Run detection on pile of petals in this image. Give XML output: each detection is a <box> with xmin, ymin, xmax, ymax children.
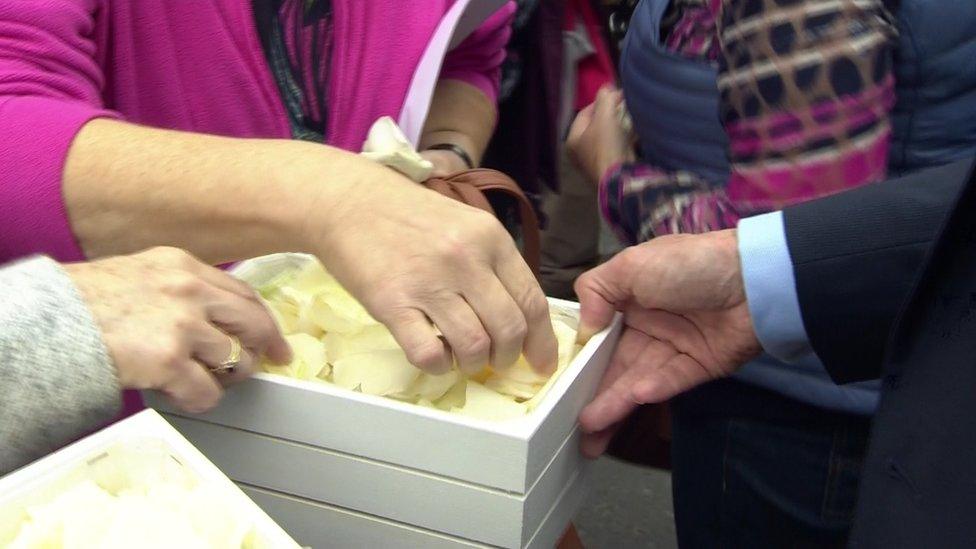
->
<box><xmin>7</xmin><ymin>441</ymin><xmax>267</xmax><ymax>549</ymax></box>
<box><xmin>255</xmin><ymin>260</ymin><xmax>581</xmax><ymax>421</ymax></box>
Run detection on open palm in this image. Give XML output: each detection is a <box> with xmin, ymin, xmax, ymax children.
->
<box><xmin>573</xmin><ymin>230</ymin><xmax>762</xmax><ymax>457</ymax></box>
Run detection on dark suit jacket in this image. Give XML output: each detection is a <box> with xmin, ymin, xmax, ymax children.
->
<box><xmin>782</xmin><ymin>157</ymin><xmax>976</xmax><ymax>547</ymax></box>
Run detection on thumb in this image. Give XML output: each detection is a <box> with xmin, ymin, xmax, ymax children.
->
<box><xmin>593</xmin><ymin>86</ymin><xmax>622</xmax><ymax>117</ymax></box>
<box><xmin>568</xmin><ymin>104</ymin><xmax>595</xmax><ymax>141</ymax></box>
<box><xmin>574</xmin><ymin>253</ymin><xmax>633</xmax><ymax>342</ymax></box>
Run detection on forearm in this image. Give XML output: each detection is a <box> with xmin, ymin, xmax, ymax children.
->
<box><xmin>599</xmin><ymin>161</ymin><xmax>740</xmax><ymax>244</ymax></box>
<box><xmin>423</xmin><ymin>0</ymin><xmax>512</xmax><ymax>166</ymax></box>
<box><xmin>64</xmin><ymin>119</ymin><xmax>392</xmax><ymax>264</ymax></box>
<box><xmin>419</xmin><ymin>79</ymin><xmax>497</xmax><ymax>167</ymax></box>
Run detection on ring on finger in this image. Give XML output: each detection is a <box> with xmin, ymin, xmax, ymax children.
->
<box><xmin>210</xmin><ymin>334</ymin><xmax>242</xmax><ymax>374</ymax></box>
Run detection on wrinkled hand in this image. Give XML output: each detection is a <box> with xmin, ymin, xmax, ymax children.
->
<box><xmin>567</xmin><ymin>86</ymin><xmax>635</xmax><ymax>184</ymax></box>
<box><xmin>309</xmin><ymin>166</ymin><xmax>558</xmax><ymax>377</ymax></box>
<box><xmin>573</xmin><ymin>230</ymin><xmax>762</xmax><ymax>458</ymax></box>
<box><xmin>65</xmin><ymin>247</ymin><xmax>291</xmax><ymax>414</ymax></box>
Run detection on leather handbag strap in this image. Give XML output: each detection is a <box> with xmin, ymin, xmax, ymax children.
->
<box><xmin>423</xmin><ymin>169</ymin><xmax>541</xmax><ymax>277</ymax></box>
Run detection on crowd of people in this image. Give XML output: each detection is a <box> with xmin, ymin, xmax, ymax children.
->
<box><xmin>1</xmin><ymin>0</ymin><xmax>974</xmax><ymax>546</ymax></box>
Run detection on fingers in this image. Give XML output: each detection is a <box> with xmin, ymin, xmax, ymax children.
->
<box><xmin>463</xmin><ymin>277</ymin><xmax>527</xmax><ymax>372</ymax></box>
<box><xmin>162</xmin><ymin>360</ymin><xmax>224</xmax><ymax>414</ymax></box>
<box><xmin>579</xmin><ymin>366</ymin><xmax>642</xmax><ymax>435</ymax></box>
<box><xmin>189</xmin><ymin>321</ymin><xmax>257</xmax><ymax>384</ymax></box>
<box><xmin>574</xmin><ymin>253</ymin><xmax>633</xmax><ymax>342</ymax></box>
<box><xmin>493</xmin><ymin>249</ymin><xmax>557</xmax><ymax>374</ymax></box>
<box><xmin>579</xmin><ymin>330</ymin><xmax>673</xmax><ymax>434</ymax></box>
<box><xmin>205</xmin><ymin>285</ymin><xmax>292</xmax><ymax>364</ymax></box>
<box><xmin>593</xmin><ymin>85</ymin><xmax>623</xmax><ymax>117</ymax></box>
<box><xmin>567</xmin><ymin>103</ymin><xmax>595</xmax><ymax>145</ymax></box>
<box><xmin>424</xmin><ymin>294</ymin><xmax>491</xmax><ymax>375</ymax></box>
<box><xmin>382</xmin><ymin>308</ymin><xmax>453</xmax><ymax>374</ymax></box>
<box><xmin>580</xmin><ymin>425</ymin><xmax>622</xmax><ymax>459</ymax></box>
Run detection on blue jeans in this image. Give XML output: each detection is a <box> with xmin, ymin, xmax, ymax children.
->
<box><xmin>671</xmin><ymin>379</ymin><xmax>871</xmax><ymax>549</ymax></box>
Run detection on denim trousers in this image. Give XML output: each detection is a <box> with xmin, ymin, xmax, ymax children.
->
<box><xmin>670</xmin><ymin>379</ymin><xmax>872</xmax><ymax>549</ymax></box>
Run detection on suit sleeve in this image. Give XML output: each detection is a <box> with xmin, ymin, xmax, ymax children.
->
<box><xmin>784</xmin><ymin>158</ymin><xmax>976</xmax><ymax>384</ymax></box>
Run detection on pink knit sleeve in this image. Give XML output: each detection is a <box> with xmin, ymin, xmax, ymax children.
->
<box><xmin>438</xmin><ymin>1</ymin><xmax>516</xmax><ymax>104</ymax></box>
<box><xmin>0</xmin><ymin>1</ymin><xmax>121</xmax><ymax>263</ymax></box>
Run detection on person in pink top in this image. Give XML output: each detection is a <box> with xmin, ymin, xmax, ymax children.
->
<box><xmin>0</xmin><ymin>1</ymin><xmax>559</xmax><ymax>416</ymax></box>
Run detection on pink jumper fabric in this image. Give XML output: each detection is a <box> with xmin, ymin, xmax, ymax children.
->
<box><xmin>0</xmin><ymin>0</ymin><xmax>514</xmax><ymax>264</ymax></box>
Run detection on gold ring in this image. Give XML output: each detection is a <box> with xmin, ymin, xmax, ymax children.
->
<box><xmin>212</xmin><ymin>335</ymin><xmax>242</xmax><ymax>374</ymax></box>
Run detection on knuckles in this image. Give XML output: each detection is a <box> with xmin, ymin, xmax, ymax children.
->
<box><xmin>404</xmin><ymin>339</ymin><xmax>449</xmax><ymax>373</ymax></box>
<box><xmin>453</xmin><ymin>329</ymin><xmax>490</xmax><ymax>361</ymax></box>
<box><xmin>146</xmin><ymin>246</ymin><xmax>196</xmax><ymax>269</ymax></box>
<box><xmin>159</xmin><ymin>272</ymin><xmax>206</xmax><ymax>298</ymax></box>
<box><xmin>496</xmin><ymin>316</ymin><xmax>528</xmax><ymax>347</ymax></box>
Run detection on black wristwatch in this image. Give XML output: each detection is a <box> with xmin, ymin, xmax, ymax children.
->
<box><xmin>424</xmin><ymin>143</ymin><xmax>475</xmax><ymax>170</ymax></box>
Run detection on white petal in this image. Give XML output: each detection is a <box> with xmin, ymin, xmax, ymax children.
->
<box><xmin>332</xmin><ymin>349</ymin><xmax>421</xmax><ymax>395</ymax></box>
<box><xmin>451</xmin><ymin>381</ymin><xmax>527</xmax><ymax>421</ymax></box>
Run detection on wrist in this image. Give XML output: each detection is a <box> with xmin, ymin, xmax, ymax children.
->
<box><xmin>718</xmin><ymin>228</ymin><xmax>745</xmax><ymax>303</ymax></box>
<box><xmin>420</xmin><ymin>149</ymin><xmax>470</xmax><ymax>177</ymax></box>
<box><xmin>424</xmin><ymin>143</ymin><xmax>474</xmax><ymax>170</ymax></box>
<box><xmin>268</xmin><ymin>142</ymin><xmax>364</xmax><ymax>255</ymax></box>
<box><xmin>595</xmin><ymin>150</ymin><xmax>632</xmax><ymax>185</ymax></box>
<box><xmin>286</xmin><ymin>145</ymin><xmax>412</xmax><ymax>257</ymax></box>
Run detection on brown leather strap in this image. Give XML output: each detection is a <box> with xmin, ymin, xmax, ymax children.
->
<box><xmin>422</xmin><ymin>169</ymin><xmax>541</xmax><ymax>277</ymax></box>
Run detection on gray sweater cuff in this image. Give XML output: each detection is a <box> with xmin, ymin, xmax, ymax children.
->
<box><xmin>0</xmin><ymin>256</ymin><xmax>121</xmax><ymax>474</ymax></box>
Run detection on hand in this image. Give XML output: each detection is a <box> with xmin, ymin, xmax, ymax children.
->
<box><xmin>61</xmin><ymin>119</ymin><xmax>554</xmax><ymax>378</ymax></box>
<box><xmin>308</xmin><ymin>164</ymin><xmax>559</xmax><ymax>377</ymax></box>
<box><xmin>573</xmin><ymin>230</ymin><xmax>762</xmax><ymax>458</ymax></box>
<box><xmin>420</xmin><ymin>148</ymin><xmax>470</xmax><ymax>178</ymax></box>
<box><xmin>567</xmin><ymin>86</ymin><xmax>635</xmax><ymax>184</ymax></box>
<box><xmin>65</xmin><ymin>247</ymin><xmax>291</xmax><ymax>414</ymax></box>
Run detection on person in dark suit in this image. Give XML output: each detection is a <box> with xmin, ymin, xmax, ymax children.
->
<box><xmin>575</xmin><ymin>156</ymin><xmax>976</xmax><ymax>547</ymax></box>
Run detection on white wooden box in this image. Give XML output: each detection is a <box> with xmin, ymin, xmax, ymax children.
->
<box><xmin>146</xmin><ymin>253</ymin><xmax>623</xmax><ymax>547</ymax></box>
<box><xmin>0</xmin><ymin>410</ymin><xmax>298</xmax><ymax>548</ymax></box>
<box><xmin>236</xmin><ymin>456</ymin><xmax>589</xmax><ymax>549</ymax></box>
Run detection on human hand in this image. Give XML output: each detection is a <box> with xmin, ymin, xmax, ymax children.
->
<box><xmin>65</xmin><ymin>247</ymin><xmax>291</xmax><ymax>414</ymax></box>
<box><xmin>567</xmin><ymin>86</ymin><xmax>635</xmax><ymax>184</ymax></box>
<box><xmin>307</xmin><ymin>164</ymin><xmax>558</xmax><ymax>377</ymax></box>
<box><xmin>573</xmin><ymin>230</ymin><xmax>762</xmax><ymax>458</ymax></box>
<box><xmin>420</xmin><ymin>148</ymin><xmax>470</xmax><ymax>179</ymax></box>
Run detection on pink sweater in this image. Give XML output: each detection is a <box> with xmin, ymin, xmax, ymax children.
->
<box><xmin>0</xmin><ymin>0</ymin><xmax>514</xmax><ymax>264</ymax></box>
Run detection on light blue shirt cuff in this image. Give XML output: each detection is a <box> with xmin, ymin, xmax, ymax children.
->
<box><xmin>737</xmin><ymin>211</ymin><xmax>816</xmax><ymax>363</ymax></box>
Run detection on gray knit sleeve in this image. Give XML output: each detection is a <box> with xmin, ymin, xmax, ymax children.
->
<box><xmin>0</xmin><ymin>256</ymin><xmax>120</xmax><ymax>474</ymax></box>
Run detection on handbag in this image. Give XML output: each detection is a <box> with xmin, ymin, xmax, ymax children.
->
<box><xmin>423</xmin><ymin>169</ymin><xmax>542</xmax><ymax>277</ymax></box>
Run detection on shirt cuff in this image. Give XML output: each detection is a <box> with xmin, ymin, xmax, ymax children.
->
<box><xmin>737</xmin><ymin>211</ymin><xmax>817</xmax><ymax>363</ymax></box>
